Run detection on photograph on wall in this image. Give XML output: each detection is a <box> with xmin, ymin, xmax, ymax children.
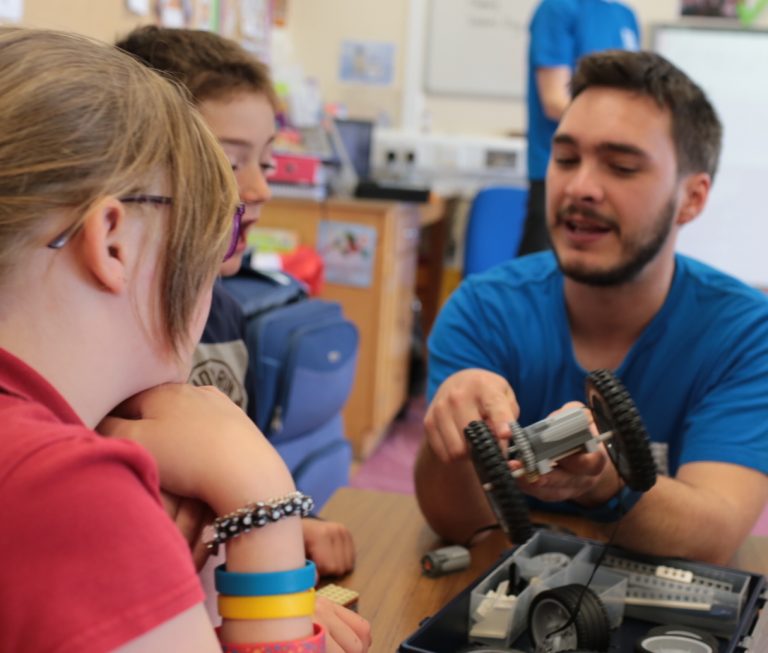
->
<box><xmin>338</xmin><ymin>40</ymin><xmax>395</xmax><ymax>86</ymax></box>
<box><xmin>317</xmin><ymin>220</ymin><xmax>377</xmax><ymax>287</ymax></box>
<box><xmin>680</xmin><ymin>0</ymin><xmax>739</xmax><ymax>17</ymax></box>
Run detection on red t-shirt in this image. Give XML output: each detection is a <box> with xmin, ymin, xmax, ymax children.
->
<box><xmin>0</xmin><ymin>348</ymin><xmax>204</xmax><ymax>653</ymax></box>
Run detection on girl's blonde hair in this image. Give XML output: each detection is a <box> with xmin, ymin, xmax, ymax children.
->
<box><xmin>0</xmin><ymin>27</ymin><xmax>238</xmax><ymax>353</ymax></box>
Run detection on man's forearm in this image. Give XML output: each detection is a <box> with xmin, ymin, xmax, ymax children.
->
<box><xmin>414</xmin><ymin>442</ymin><xmax>498</xmax><ymax>545</ymax></box>
<box><xmin>536</xmin><ymin>66</ymin><xmax>571</xmax><ymax>121</ymax></box>
<box><xmin>608</xmin><ymin>474</ymin><xmax>755</xmax><ymax>565</ymax></box>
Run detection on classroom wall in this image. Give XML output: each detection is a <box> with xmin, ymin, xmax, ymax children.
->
<box><xmin>7</xmin><ymin>0</ymin><xmax>768</xmax><ymax>139</ymax></box>
<box><xmin>282</xmin><ymin>0</ymin><xmax>768</xmax><ymax>136</ymax></box>
<box><xmin>9</xmin><ymin>0</ymin><xmax>148</xmax><ymax>42</ymax></box>
<box><xmin>4</xmin><ymin>0</ymin><xmax>254</xmax><ymax>45</ymax></box>
<box><xmin>280</xmin><ymin>0</ymin><xmax>408</xmax><ymax>127</ymax></box>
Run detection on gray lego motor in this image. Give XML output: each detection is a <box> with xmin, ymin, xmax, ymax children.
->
<box><xmin>464</xmin><ymin>369</ymin><xmax>657</xmax><ymax>544</ymax></box>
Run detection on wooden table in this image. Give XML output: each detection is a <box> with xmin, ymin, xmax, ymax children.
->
<box><xmin>320</xmin><ymin>487</ymin><xmax>768</xmax><ymax>653</ymax></box>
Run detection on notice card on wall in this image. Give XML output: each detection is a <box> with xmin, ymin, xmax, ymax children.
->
<box><xmin>157</xmin><ymin>0</ymin><xmax>192</xmax><ymax>27</ymax></box>
<box><xmin>126</xmin><ymin>0</ymin><xmax>150</xmax><ymax>16</ymax></box>
<box><xmin>317</xmin><ymin>220</ymin><xmax>377</xmax><ymax>287</ymax></box>
<box><xmin>0</xmin><ymin>0</ymin><xmax>22</xmax><ymax>22</ymax></box>
<box><xmin>338</xmin><ymin>40</ymin><xmax>395</xmax><ymax>86</ymax></box>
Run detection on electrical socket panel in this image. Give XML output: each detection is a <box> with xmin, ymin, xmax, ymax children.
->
<box><xmin>371</xmin><ymin>128</ymin><xmax>527</xmax><ymax>184</ymax></box>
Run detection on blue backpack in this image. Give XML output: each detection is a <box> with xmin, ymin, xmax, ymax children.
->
<box><xmin>222</xmin><ymin>268</ymin><xmax>359</xmax><ymax>509</ymax></box>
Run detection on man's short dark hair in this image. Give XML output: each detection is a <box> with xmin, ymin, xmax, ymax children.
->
<box><xmin>571</xmin><ymin>50</ymin><xmax>722</xmax><ymax>180</ymax></box>
<box><xmin>116</xmin><ymin>25</ymin><xmax>277</xmax><ymax>108</ymax></box>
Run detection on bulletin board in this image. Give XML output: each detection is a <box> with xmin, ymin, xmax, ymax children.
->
<box><xmin>3</xmin><ymin>0</ymin><xmax>147</xmax><ymax>41</ymax></box>
<box><xmin>653</xmin><ymin>23</ymin><xmax>768</xmax><ymax>287</ymax></box>
<box><xmin>2</xmin><ymin>0</ymin><xmax>267</xmax><ymax>49</ymax></box>
<box><xmin>424</xmin><ymin>0</ymin><xmax>538</xmax><ymax>99</ymax></box>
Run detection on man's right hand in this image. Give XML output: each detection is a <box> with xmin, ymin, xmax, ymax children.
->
<box><xmin>423</xmin><ymin>368</ymin><xmax>520</xmax><ymax>463</ymax></box>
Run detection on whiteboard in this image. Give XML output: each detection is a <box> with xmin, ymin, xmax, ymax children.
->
<box><xmin>424</xmin><ymin>0</ymin><xmax>538</xmax><ymax>99</ymax></box>
<box><xmin>653</xmin><ymin>24</ymin><xmax>768</xmax><ymax>287</ymax></box>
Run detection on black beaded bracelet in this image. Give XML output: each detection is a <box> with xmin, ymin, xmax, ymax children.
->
<box><xmin>204</xmin><ymin>491</ymin><xmax>314</xmax><ymax>551</ymax></box>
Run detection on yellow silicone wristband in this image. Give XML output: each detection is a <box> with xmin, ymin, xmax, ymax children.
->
<box><xmin>218</xmin><ymin>589</ymin><xmax>316</xmax><ymax>620</ymax></box>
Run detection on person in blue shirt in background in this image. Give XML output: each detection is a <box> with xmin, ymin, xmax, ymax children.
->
<box><xmin>519</xmin><ymin>0</ymin><xmax>640</xmax><ymax>255</ymax></box>
<box><xmin>415</xmin><ymin>50</ymin><xmax>768</xmax><ymax>566</ymax></box>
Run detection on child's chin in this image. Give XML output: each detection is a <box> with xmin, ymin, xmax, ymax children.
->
<box><xmin>219</xmin><ymin>254</ymin><xmax>243</xmax><ymax>277</ymax></box>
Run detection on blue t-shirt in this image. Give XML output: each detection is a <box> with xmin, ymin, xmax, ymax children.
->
<box><xmin>527</xmin><ymin>0</ymin><xmax>640</xmax><ymax>180</ymax></box>
<box><xmin>428</xmin><ymin>253</ymin><xmax>768</xmax><ymax>478</ymax></box>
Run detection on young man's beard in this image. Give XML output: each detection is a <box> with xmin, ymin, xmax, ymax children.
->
<box><xmin>554</xmin><ymin>196</ymin><xmax>677</xmax><ymax>287</ymax></box>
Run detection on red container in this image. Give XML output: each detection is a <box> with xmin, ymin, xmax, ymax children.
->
<box><xmin>270</xmin><ymin>153</ymin><xmax>323</xmax><ymax>185</ymax></box>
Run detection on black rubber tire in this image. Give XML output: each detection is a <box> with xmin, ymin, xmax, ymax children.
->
<box><xmin>634</xmin><ymin>624</ymin><xmax>719</xmax><ymax>652</ymax></box>
<box><xmin>528</xmin><ymin>584</ymin><xmax>611</xmax><ymax>652</ymax></box>
<box><xmin>585</xmin><ymin>369</ymin><xmax>657</xmax><ymax>492</ymax></box>
<box><xmin>464</xmin><ymin>420</ymin><xmax>534</xmax><ymax>544</ymax></box>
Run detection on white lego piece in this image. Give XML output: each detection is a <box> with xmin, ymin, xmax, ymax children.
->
<box><xmin>469</xmin><ymin>594</ymin><xmax>518</xmax><ymax>641</ymax></box>
<box><xmin>656</xmin><ymin>565</ymin><xmax>694</xmax><ymax>584</ymax></box>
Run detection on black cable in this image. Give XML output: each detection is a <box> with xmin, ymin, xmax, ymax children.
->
<box><xmin>542</xmin><ymin>488</ymin><xmax>631</xmax><ymax>646</ymax></box>
<box><xmin>462</xmin><ymin>523</ymin><xmax>501</xmax><ymax>548</ymax></box>
<box><xmin>466</xmin><ymin>483</ymin><xmax>636</xmax><ymax>647</ymax></box>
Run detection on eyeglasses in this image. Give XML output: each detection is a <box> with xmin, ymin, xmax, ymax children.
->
<box><xmin>225</xmin><ymin>201</ymin><xmax>246</xmax><ymax>262</ymax></box>
<box><xmin>46</xmin><ymin>194</ymin><xmax>246</xmax><ymax>262</ymax></box>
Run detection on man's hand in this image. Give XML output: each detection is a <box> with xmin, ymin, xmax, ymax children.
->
<box><xmin>512</xmin><ymin>402</ymin><xmax>621</xmax><ymax>506</ymax></box>
<box><xmin>424</xmin><ymin>368</ymin><xmax>520</xmax><ymax>463</ymax></box>
<box><xmin>315</xmin><ymin>595</ymin><xmax>371</xmax><ymax>653</ymax></box>
<box><xmin>161</xmin><ymin>491</ymin><xmax>214</xmax><ymax>571</ymax></box>
<box><xmin>303</xmin><ymin>519</ymin><xmax>355</xmax><ymax>577</ymax></box>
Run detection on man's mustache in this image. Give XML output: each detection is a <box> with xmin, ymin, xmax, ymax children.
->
<box><xmin>556</xmin><ymin>204</ymin><xmax>616</xmax><ymax>229</ymax></box>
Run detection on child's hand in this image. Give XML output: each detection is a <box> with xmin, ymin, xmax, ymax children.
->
<box><xmin>161</xmin><ymin>490</ymin><xmax>214</xmax><ymax>571</ymax></box>
<box><xmin>302</xmin><ymin>518</ymin><xmax>355</xmax><ymax>577</ymax></box>
<box><xmin>315</xmin><ymin>596</ymin><xmax>371</xmax><ymax>653</ymax></box>
<box><xmin>98</xmin><ymin>384</ymin><xmax>294</xmax><ymax>514</ymax></box>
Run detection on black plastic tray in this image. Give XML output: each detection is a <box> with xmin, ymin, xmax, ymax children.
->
<box><xmin>399</xmin><ymin>531</ymin><xmax>767</xmax><ymax>653</ymax></box>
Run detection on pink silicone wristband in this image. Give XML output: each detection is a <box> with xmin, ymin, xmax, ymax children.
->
<box><xmin>218</xmin><ymin>623</ymin><xmax>325</xmax><ymax>653</ymax></box>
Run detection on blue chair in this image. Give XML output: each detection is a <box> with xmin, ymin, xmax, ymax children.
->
<box><xmin>463</xmin><ymin>186</ymin><xmax>528</xmax><ymax>277</ymax></box>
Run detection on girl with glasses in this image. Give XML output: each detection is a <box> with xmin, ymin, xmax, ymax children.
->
<box><xmin>0</xmin><ymin>27</ymin><xmax>329</xmax><ymax>653</ymax></box>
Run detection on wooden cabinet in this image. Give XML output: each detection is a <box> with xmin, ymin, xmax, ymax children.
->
<box><xmin>255</xmin><ymin>197</ymin><xmax>426</xmax><ymax>459</ymax></box>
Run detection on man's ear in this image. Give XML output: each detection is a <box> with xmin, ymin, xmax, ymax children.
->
<box><xmin>677</xmin><ymin>172</ymin><xmax>711</xmax><ymax>227</ymax></box>
<box><xmin>78</xmin><ymin>197</ymin><xmax>130</xmax><ymax>294</ymax></box>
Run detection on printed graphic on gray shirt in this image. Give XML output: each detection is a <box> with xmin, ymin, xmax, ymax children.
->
<box><xmin>189</xmin><ymin>340</ymin><xmax>249</xmax><ymax>410</ymax></box>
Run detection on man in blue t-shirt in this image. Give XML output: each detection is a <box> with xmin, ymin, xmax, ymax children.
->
<box><xmin>415</xmin><ymin>50</ymin><xmax>768</xmax><ymax>565</ymax></box>
<box><xmin>520</xmin><ymin>0</ymin><xmax>640</xmax><ymax>255</ymax></box>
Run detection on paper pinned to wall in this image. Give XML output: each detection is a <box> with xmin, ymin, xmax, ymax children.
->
<box><xmin>318</xmin><ymin>220</ymin><xmax>377</xmax><ymax>288</ymax></box>
<box><xmin>424</xmin><ymin>0</ymin><xmax>538</xmax><ymax>99</ymax></box>
<box><xmin>339</xmin><ymin>40</ymin><xmax>395</xmax><ymax>86</ymax></box>
<box><xmin>0</xmin><ymin>0</ymin><xmax>23</xmax><ymax>22</ymax></box>
<box><xmin>241</xmin><ymin>0</ymin><xmax>270</xmax><ymax>41</ymax></box>
<box><xmin>126</xmin><ymin>0</ymin><xmax>150</xmax><ymax>16</ymax></box>
<box><xmin>156</xmin><ymin>0</ymin><xmax>192</xmax><ymax>27</ymax></box>
<box><xmin>193</xmin><ymin>0</ymin><xmax>220</xmax><ymax>31</ymax></box>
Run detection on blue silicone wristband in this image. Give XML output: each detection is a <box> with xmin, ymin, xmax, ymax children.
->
<box><xmin>215</xmin><ymin>560</ymin><xmax>317</xmax><ymax>596</ymax></box>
